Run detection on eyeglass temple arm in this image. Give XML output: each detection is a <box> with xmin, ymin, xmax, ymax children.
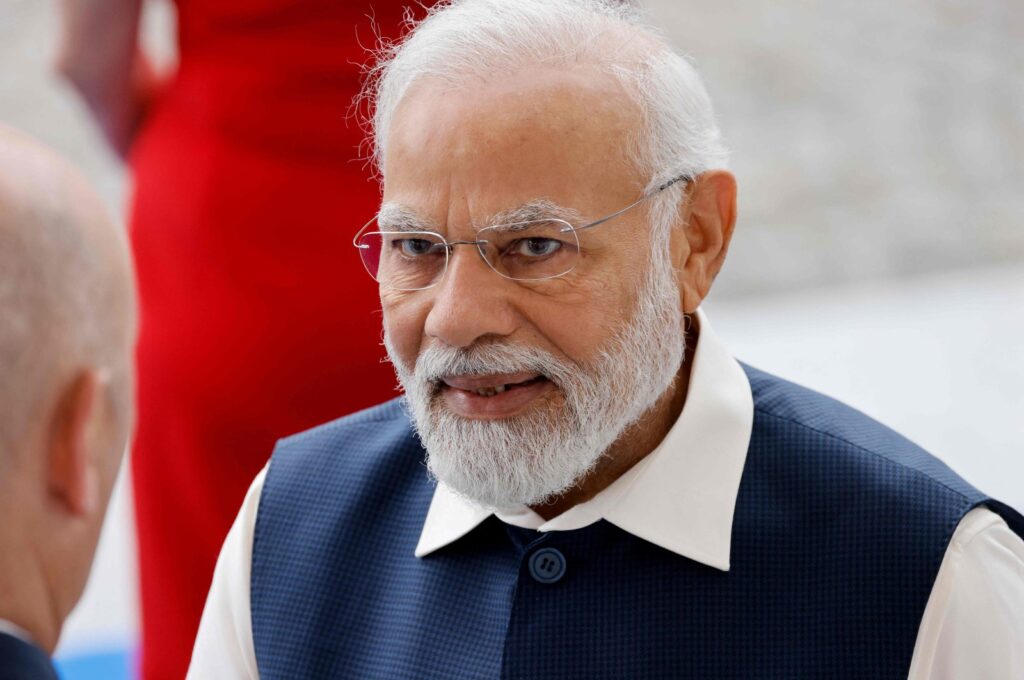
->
<box><xmin>570</xmin><ymin>173</ymin><xmax>692</xmax><ymax>233</ymax></box>
<box><xmin>352</xmin><ymin>216</ymin><xmax>379</xmax><ymax>248</ymax></box>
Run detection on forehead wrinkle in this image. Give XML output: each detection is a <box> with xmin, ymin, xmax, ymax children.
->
<box><xmin>377</xmin><ymin>202</ymin><xmax>438</xmax><ymax>232</ymax></box>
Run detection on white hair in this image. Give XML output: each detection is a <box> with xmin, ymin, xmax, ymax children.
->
<box><xmin>364</xmin><ymin>0</ymin><xmax>728</xmax><ymax>240</ymax></box>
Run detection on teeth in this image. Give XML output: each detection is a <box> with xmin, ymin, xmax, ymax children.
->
<box><xmin>474</xmin><ymin>385</ymin><xmax>508</xmax><ymax>397</ymax></box>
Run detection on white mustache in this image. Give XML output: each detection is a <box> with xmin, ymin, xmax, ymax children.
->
<box><xmin>413</xmin><ymin>342</ymin><xmax>575</xmax><ymax>388</ymax></box>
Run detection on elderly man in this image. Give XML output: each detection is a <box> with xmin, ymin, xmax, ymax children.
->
<box><xmin>0</xmin><ymin>125</ymin><xmax>136</xmax><ymax>677</ymax></box>
<box><xmin>189</xmin><ymin>1</ymin><xmax>1024</xmax><ymax>678</ymax></box>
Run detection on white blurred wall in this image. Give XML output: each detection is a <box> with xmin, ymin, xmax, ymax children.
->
<box><xmin>656</xmin><ymin>1</ymin><xmax>1024</xmax><ymax>296</ymax></box>
<box><xmin>706</xmin><ymin>264</ymin><xmax>1024</xmax><ymax>514</ymax></box>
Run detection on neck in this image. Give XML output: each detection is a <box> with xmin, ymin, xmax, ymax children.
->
<box><xmin>0</xmin><ymin>524</ymin><xmax>61</xmax><ymax>654</ymax></box>
<box><xmin>531</xmin><ymin>325</ymin><xmax>697</xmax><ymax>520</ymax></box>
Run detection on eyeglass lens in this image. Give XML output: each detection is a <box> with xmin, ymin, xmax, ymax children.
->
<box><xmin>355</xmin><ymin>219</ymin><xmax>581</xmax><ymax>290</ymax></box>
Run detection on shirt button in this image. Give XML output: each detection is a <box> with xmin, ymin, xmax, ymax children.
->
<box><xmin>528</xmin><ymin>547</ymin><xmax>567</xmax><ymax>584</ymax></box>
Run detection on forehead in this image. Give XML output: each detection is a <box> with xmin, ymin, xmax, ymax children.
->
<box><xmin>382</xmin><ymin>65</ymin><xmax>644</xmax><ymax>225</ymax></box>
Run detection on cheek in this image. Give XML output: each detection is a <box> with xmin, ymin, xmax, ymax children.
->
<box><xmin>381</xmin><ymin>293</ymin><xmax>428</xmax><ymax>368</ymax></box>
<box><xmin>531</xmin><ymin>280</ymin><xmax>636</xmax><ymax>366</ymax></box>
<box><xmin>537</xmin><ymin>234</ymin><xmax>649</xmax><ymax>359</ymax></box>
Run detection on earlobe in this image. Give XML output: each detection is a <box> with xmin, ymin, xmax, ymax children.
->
<box><xmin>48</xmin><ymin>370</ymin><xmax>102</xmax><ymax>517</ymax></box>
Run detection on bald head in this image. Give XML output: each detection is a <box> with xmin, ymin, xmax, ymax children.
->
<box><xmin>0</xmin><ymin>124</ymin><xmax>135</xmax><ymax>467</ymax></box>
<box><xmin>0</xmin><ymin>124</ymin><xmax>137</xmax><ymax>651</ymax></box>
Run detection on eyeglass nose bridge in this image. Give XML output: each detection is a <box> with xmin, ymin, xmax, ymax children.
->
<box><xmin>441</xmin><ymin>237</ymin><xmax>500</xmax><ymax>277</ymax></box>
<box><xmin>445</xmin><ymin>238</ymin><xmax>489</xmax><ymax>248</ymax></box>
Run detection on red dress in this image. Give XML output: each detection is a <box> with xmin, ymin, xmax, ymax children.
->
<box><xmin>128</xmin><ymin>2</ymin><xmax>418</xmax><ymax>677</ymax></box>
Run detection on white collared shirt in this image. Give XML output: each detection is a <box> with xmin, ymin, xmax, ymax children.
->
<box><xmin>188</xmin><ymin>310</ymin><xmax>1024</xmax><ymax>679</ymax></box>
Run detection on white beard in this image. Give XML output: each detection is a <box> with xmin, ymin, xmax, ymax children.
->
<box><xmin>384</xmin><ymin>245</ymin><xmax>685</xmax><ymax>509</ymax></box>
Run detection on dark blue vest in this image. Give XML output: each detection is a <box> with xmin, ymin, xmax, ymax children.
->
<box><xmin>250</xmin><ymin>365</ymin><xmax>1024</xmax><ymax>679</ymax></box>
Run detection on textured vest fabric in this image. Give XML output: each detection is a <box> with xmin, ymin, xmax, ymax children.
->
<box><xmin>251</xmin><ymin>365</ymin><xmax>1024</xmax><ymax>679</ymax></box>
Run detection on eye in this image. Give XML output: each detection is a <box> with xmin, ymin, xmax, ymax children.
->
<box><xmin>511</xmin><ymin>237</ymin><xmax>563</xmax><ymax>258</ymax></box>
<box><xmin>394</xmin><ymin>238</ymin><xmax>437</xmax><ymax>257</ymax></box>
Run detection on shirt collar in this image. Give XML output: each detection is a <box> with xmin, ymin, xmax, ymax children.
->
<box><xmin>414</xmin><ymin>308</ymin><xmax>754</xmax><ymax>571</ymax></box>
<box><xmin>0</xmin><ymin>619</ymin><xmax>35</xmax><ymax>645</ymax></box>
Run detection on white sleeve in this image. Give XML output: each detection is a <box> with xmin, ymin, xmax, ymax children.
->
<box><xmin>908</xmin><ymin>506</ymin><xmax>1024</xmax><ymax>680</ymax></box>
<box><xmin>186</xmin><ymin>467</ymin><xmax>266</xmax><ymax>680</ymax></box>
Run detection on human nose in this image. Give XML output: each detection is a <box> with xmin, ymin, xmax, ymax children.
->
<box><xmin>423</xmin><ymin>244</ymin><xmax>518</xmax><ymax>348</ymax></box>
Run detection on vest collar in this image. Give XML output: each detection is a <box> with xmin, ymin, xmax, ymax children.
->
<box><xmin>415</xmin><ymin>308</ymin><xmax>754</xmax><ymax>572</ymax></box>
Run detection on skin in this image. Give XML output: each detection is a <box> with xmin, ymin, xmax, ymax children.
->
<box><xmin>55</xmin><ymin>0</ymin><xmax>157</xmax><ymax>157</ymax></box>
<box><xmin>0</xmin><ymin>126</ymin><xmax>136</xmax><ymax>652</ymax></box>
<box><xmin>381</xmin><ymin>65</ymin><xmax>737</xmax><ymax>518</ymax></box>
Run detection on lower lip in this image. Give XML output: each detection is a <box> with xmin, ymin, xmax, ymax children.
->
<box><xmin>440</xmin><ymin>378</ymin><xmax>556</xmax><ymax>419</ymax></box>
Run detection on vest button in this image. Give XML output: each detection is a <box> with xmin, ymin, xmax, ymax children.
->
<box><xmin>528</xmin><ymin>547</ymin><xmax>566</xmax><ymax>584</ymax></box>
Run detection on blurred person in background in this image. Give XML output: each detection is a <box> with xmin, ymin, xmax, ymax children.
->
<box><xmin>55</xmin><ymin>0</ymin><xmax>428</xmax><ymax>677</ymax></box>
<box><xmin>0</xmin><ymin>124</ymin><xmax>136</xmax><ymax>680</ymax></box>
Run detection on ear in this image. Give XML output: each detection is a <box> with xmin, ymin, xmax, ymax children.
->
<box><xmin>670</xmin><ymin>170</ymin><xmax>738</xmax><ymax>313</ymax></box>
<box><xmin>48</xmin><ymin>370</ymin><xmax>105</xmax><ymax>517</ymax></box>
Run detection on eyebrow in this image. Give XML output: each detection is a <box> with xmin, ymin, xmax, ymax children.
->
<box><xmin>376</xmin><ymin>203</ymin><xmax>437</xmax><ymax>232</ymax></box>
<box><xmin>375</xmin><ymin>199</ymin><xmax>586</xmax><ymax>234</ymax></box>
<box><xmin>482</xmin><ymin>200</ymin><xmax>586</xmax><ymax>230</ymax></box>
